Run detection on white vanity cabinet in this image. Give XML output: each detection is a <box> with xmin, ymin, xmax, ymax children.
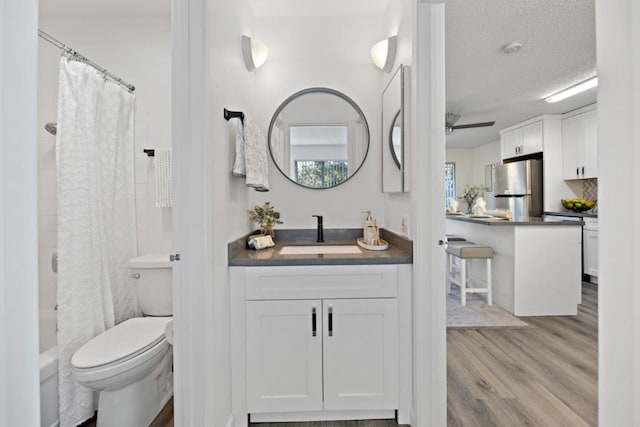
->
<box><xmin>500</xmin><ymin>119</ymin><xmax>543</xmax><ymax>159</ymax></box>
<box><xmin>246</xmin><ymin>299</ymin><xmax>324</xmax><ymax>413</ymax></box>
<box><xmin>246</xmin><ymin>298</ymin><xmax>398</xmax><ymax>413</ymax></box>
<box><xmin>562</xmin><ymin>105</ymin><xmax>598</xmax><ymax>179</ymax></box>
<box><xmin>231</xmin><ymin>264</ymin><xmax>411</xmax><ymax>425</ymax></box>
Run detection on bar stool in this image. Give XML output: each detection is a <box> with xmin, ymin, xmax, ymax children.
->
<box><xmin>446</xmin><ymin>243</ymin><xmax>493</xmax><ymax>306</ymax></box>
<box><xmin>445</xmin><ymin>235</ymin><xmax>467</xmax><ymax>280</ymax></box>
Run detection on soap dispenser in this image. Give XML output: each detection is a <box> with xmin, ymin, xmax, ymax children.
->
<box><xmin>361</xmin><ymin>210</ymin><xmax>376</xmax><ymax>245</ymax></box>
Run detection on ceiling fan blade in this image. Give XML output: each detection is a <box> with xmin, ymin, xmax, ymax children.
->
<box><xmin>451</xmin><ymin>121</ymin><xmax>495</xmax><ymax>130</ymax></box>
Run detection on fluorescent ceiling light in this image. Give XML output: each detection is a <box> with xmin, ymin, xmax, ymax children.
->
<box><xmin>370</xmin><ymin>35</ymin><xmax>397</xmax><ymax>73</ymax></box>
<box><xmin>242</xmin><ymin>35</ymin><xmax>268</xmax><ymax>71</ymax></box>
<box><xmin>545</xmin><ymin>77</ymin><xmax>598</xmax><ymax>103</ymax></box>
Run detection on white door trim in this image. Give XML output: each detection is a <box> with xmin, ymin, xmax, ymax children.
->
<box><xmin>0</xmin><ymin>0</ymin><xmax>40</xmax><ymax>425</ymax></box>
<box><xmin>411</xmin><ymin>1</ymin><xmax>447</xmax><ymax>426</ymax></box>
<box><xmin>171</xmin><ymin>0</ymin><xmax>214</xmax><ymax>425</ymax></box>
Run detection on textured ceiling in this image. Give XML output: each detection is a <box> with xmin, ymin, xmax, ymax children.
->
<box><xmin>38</xmin><ymin>0</ymin><xmax>595</xmax><ymax>149</ymax></box>
<box><xmin>445</xmin><ymin>0</ymin><xmax>596</xmax><ymax>148</ymax></box>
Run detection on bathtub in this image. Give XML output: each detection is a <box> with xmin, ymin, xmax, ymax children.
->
<box><xmin>40</xmin><ymin>311</ymin><xmax>59</xmax><ymax>427</ymax></box>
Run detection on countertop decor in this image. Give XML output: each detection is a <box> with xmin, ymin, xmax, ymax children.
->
<box><xmin>459</xmin><ymin>185</ymin><xmax>486</xmax><ymax>214</ymax></box>
<box><xmin>248</xmin><ymin>201</ymin><xmax>282</xmax><ymax>239</ymax></box>
<box><xmin>561</xmin><ymin>198</ymin><xmax>596</xmax><ymax>213</ymax></box>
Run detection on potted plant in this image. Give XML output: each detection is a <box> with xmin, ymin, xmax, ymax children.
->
<box><xmin>459</xmin><ymin>185</ymin><xmax>485</xmax><ymax>214</ymax></box>
<box><xmin>248</xmin><ymin>202</ymin><xmax>283</xmax><ymax>239</ymax></box>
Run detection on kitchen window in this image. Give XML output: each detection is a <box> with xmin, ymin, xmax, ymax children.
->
<box><xmin>445</xmin><ymin>162</ymin><xmax>456</xmax><ymax>208</ymax></box>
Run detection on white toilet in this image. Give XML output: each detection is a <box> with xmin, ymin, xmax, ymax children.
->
<box><xmin>71</xmin><ymin>254</ymin><xmax>173</xmax><ymax>427</ymax></box>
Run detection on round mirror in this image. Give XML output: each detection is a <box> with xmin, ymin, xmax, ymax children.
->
<box><xmin>389</xmin><ymin>110</ymin><xmax>402</xmax><ymax>169</ymax></box>
<box><xmin>268</xmin><ymin>88</ymin><xmax>370</xmax><ymax>189</ymax></box>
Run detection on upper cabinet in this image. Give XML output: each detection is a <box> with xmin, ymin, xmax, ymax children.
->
<box><xmin>500</xmin><ymin>119</ymin><xmax>544</xmax><ymax>160</ymax></box>
<box><xmin>562</xmin><ymin>105</ymin><xmax>598</xmax><ymax>180</ymax></box>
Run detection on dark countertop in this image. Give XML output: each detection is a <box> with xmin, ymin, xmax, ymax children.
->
<box><xmin>446</xmin><ymin>214</ymin><xmax>584</xmax><ymax>226</ymax></box>
<box><xmin>544</xmin><ymin>210</ymin><xmax>598</xmax><ymax>219</ymax></box>
<box><xmin>228</xmin><ymin>228</ymin><xmax>413</xmax><ymax>266</ymax></box>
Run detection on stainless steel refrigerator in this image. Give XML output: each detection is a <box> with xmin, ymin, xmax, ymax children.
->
<box><xmin>492</xmin><ymin>159</ymin><xmax>543</xmax><ymax>220</ymax></box>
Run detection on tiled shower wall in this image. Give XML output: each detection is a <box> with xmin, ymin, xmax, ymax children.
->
<box><xmin>37</xmin><ymin>17</ymin><xmax>172</xmax><ymax>350</ymax></box>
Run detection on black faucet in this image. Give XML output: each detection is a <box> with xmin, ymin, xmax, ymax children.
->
<box><xmin>312</xmin><ymin>215</ymin><xmax>324</xmax><ymax>242</ymax></box>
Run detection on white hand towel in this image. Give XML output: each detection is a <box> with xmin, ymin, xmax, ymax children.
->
<box><xmin>232</xmin><ymin>118</ymin><xmax>246</xmax><ymax>176</ymax></box>
<box><xmin>155</xmin><ymin>148</ymin><xmax>172</xmax><ymax>207</ymax></box>
<box><xmin>243</xmin><ymin>116</ymin><xmax>269</xmax><ymax>191</ymax></box>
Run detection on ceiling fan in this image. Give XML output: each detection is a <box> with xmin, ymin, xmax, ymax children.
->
<box><xmin>446</xmin><ymin>113</ymin><xmax>495</xmax><ymax>134</ymax></box>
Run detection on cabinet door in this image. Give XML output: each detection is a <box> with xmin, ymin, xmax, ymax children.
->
<box><xmin>246</xmin><ymin>300</ymin><xmax>323</xmax><ymax>413</ymax></box>
<box><xmin>521</xmin><ymin>121</ymin><xmax>544</xmax><ymax>155</ymax></box>
<box><xmin>501</xmin><ymin>128</ymin><xmax>521</xmax><ymax>159</ymax></box>
<box><xmin>322</xmin><ymin>299</ymin><xmax>398</xmax><ymax>410</ymax></box>
<box><xmin>583</xmin><ymin>108</ymin><xmax>598</xmax><ymax>178</ymax></box>
<box><xmin>562</xmin><ymin>114</ymin><xmax>580</xmax><ymax>179</ymax></box>
<box><xmin>583</xmin><ymin>229</ymin><xmax>599</xmax><ymax>277</ymax></box>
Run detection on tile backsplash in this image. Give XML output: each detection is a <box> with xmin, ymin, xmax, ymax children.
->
<box><xmin>583</xmin><ymin>178</ymin><xmax>598</xmax><ymax>201</ymax></box>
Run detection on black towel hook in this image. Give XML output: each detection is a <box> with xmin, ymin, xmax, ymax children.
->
<box><xmin>224</xmin><ymin>108</ymin><xmax>244</xmax><ymax>124</ymax></box>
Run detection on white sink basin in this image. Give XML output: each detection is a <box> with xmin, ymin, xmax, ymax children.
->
<box><xmin>279</xmin><ymin>245</ymin><xmax>362</xmax><ymax>255</ymax></box>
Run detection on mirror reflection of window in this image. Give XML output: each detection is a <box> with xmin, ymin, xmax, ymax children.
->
<box><xmin>289</xmin><ymin>125</ymin><xmax>349</xmax><ymax>188</ymax></box>
<box><xmin>268</xmin><ymin>88</ymin><xmax>370</xmax><ymax>189</ymax></box>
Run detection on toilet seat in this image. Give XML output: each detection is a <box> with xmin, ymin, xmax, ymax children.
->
<box><xmin>72</xmin><ymin>317</ymin><xmax>172</xmax><ymax>384</ymax></box>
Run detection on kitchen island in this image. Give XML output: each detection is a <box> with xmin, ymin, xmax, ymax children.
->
<box><xmin>446</xmin><ymin>215</ymin><xmax>582</xmax><ymax>316</ymax></box>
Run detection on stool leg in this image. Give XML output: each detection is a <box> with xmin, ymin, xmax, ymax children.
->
<box><xmin>486</xmin><ymin>258</ymin><xmax>492</xmax><ymax>305</ymax></box>
<box><xmin>460</xmin><ymin>259</ymin><xmax>467</xmax><ymax>306</ymax></box>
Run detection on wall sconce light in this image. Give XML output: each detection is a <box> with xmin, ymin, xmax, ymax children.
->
<box><xmin>370</xmin><ymin>35</ymin><xmax>397</xmax><ymax>72</ymax></box>
<box><xmin>242</xmin><ymin>35</ymin><xmax>269</xmax><ymax>71</ymax></box>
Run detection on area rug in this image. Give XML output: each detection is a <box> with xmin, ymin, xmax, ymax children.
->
<box><xmin>447</xmin><ymin>285</ymin><xmax>528</xmax><ymax>329</ymax></box>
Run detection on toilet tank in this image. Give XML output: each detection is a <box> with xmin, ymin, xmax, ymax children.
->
<box><xmin>129</xmin><ymin>254</ymin><xmax>173</xmax><ymax>316</ymax></box>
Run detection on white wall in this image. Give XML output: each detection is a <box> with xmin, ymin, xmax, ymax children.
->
<box><xmin>0</xmin><ymin>0</ymin><xmax>41</xmax><ymax>425</ymax></box>
<box><xmin>251</xmin><ymin>15</ymin><xmax>385</xmax><ymax>230</ymax></box>
<box><xmin>383</xmin><ymin>0</ymin><xmax>414</xmax><ymax>236</ymax></box>
<box><xmin>471</xmin><ymin>139</ymin><xmax>500</xmax><ymax>184</ymax></box>
<box><xmin>596</xmin><ymin>0</ymin><xmax>640</xmax><ymax>424</ymax></box>
<box><xmin>36</xmin><ymin>17</ymin><xmax>172</xmax><ymax>348</ymax></box>
<box><xmin>207</xmin><ymin>1</ymin><xmax>255</xmax><ymax>426</ymax></box>
<box><xmin>445</xmin><ymin>148</ymin><xmax>474</xmax><ymax>190</ymax></box>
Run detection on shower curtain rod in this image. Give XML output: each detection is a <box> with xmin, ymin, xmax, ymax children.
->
<box><xmin>38</xmin><ymin>29</ymin><xmax>136</xmax><ymax>92</ymax></box>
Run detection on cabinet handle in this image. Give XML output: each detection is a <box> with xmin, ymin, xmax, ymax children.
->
<box><xmin>581</xmin><ymin>166</ymin><xmax>585</xmax><ymax>176</ymax></box>
<box><xmin>328</xmin><ymin>307</ymin><xmax>333</xmax><ymax>337</ymax></box>
<box><xmin>311</xmin><ymin>307</ymin><xmax>317</xmax><ymax>337</ymax></box>
<box><xmin>576</xmin><ymin>167</ymin><xmax>579</xmax><ymax>176</ymax></box>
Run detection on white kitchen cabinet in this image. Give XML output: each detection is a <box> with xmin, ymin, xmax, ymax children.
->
<box><xmin>583</xmin><ymin>218</ymin><xmax>599</xmax><ymax>278</ymax></box>
<box><xmin>500</xmin><ymin>120</ymin><xmax>543</xmax><ymax>160</ymax></box>
<box><xmin>562</xmin><ymin>105</ymin><xmax>598</xmax><ymax>179</ymax></box>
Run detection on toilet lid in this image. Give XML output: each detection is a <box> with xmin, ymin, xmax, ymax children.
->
<box><xmin>72</xmin><ymin>317</ymin><xmax>173</xmax><ymax>369</ymax></box>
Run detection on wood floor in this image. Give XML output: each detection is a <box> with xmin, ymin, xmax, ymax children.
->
<box><xmin>447</xmin><ymin>282</ymin><xmax>598</xmax><ymax>426</ymax></box>
<box><xmin>80</xmin><ymin>284</ymin><xmax>597</xmax><ymax>427</ymax></box>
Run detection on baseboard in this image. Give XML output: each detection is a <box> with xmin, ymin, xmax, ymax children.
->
<box><xmin>226</xmin><ymin>414</ymin><xmax>234</xmax><ymax>427</ymax></box>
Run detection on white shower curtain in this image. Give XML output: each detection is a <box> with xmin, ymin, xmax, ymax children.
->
<box><xmin>56</xmin><ymin>57</ymin><xmax>138</xmax><ymax>427</ymax></box>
